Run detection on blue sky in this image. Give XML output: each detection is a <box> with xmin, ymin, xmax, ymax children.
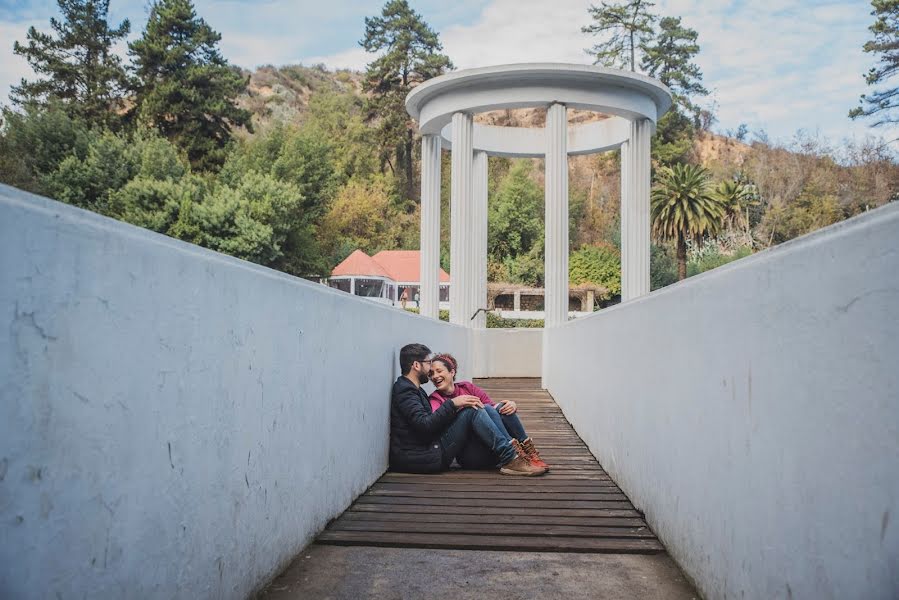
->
<box><xmin>0</xmin><ymin>0</ymin><xmax>891</xmax><ymax>146</ymax></box>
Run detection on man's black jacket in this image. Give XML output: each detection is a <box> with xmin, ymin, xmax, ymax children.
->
<box><xmin>389</xmin><ymin>375</ymin><xmax>457</xmax><ymax>473</ymax></box>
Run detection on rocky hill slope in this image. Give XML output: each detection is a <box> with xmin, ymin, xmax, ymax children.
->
<box><xmin>238</xmin><ymin>64</ymin><xmax>746</xmax><ymax>163</ymax></box>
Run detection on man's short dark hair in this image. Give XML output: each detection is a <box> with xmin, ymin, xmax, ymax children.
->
<box><xmin>400</xmin><ymin>343</ymin><xmax>431</xmax><ymax>375</ymax></box>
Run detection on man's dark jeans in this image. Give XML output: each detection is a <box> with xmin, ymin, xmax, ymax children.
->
<box><xmin>440</xmin><ymin>406</ymin><xmax>516</xmax><ymax>468</ymax></box>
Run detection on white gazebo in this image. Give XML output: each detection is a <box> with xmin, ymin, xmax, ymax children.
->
<box><xmin>406</xmin><ymin>63</ymin><xmax>672</xmax><ymax>328</ymax></box>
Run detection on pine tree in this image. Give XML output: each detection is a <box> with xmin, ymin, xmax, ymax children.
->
<box><xmin>129</xmin><ymin>0</ymin><xmax>251</xmax><ymax>171</ymax></box>
<box><xmin>582</xmin><ymin>0</ymin><xmax>656</xmax><ymax>71</ymax></box>
<box><xmin>11</xmin><ymin>0</ymin><xmax>130</xmax><ymax>128</ymax></box>
<box><xmin>360</xmin><ymin>0</ymin><xmax>452</xmax><ymax>204</ymax></box>
<box><xmin>639</xmin><ymin>16</ymin><xmax>708</xmax><ymax>166</ymax></box>
<box><xmin>640</xmin><ymin>16</ymin><xmax>707</xmax><ymax>116</ymax></box>
<box><xmin>850</xmin><ymin>0</ymin><xmax>899</xmax><ymax>126</ymax></box>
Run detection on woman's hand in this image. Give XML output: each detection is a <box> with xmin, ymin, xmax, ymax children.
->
<box><xmin>451</xmin><ymin>395</ymin><xmax>484</xmax><ymax>410</ymax></box>
<box><xmin>498</xmin><ymin>400</ymin><xmax>517</xmax><ymax>415</ymax></box>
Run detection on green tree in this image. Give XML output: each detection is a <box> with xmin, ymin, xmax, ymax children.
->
<box><xmin>640</xmin><ymin>17</ymin><xmax>709</xmax><ymax>112</ymax></box>
<box><xmin>650</xmin><ymin>163</ymin><xmax>725</xmax><ymax>280</ymax></box>
<box><xmin>11</xmin><ymin>0</ymin><xmax>130</xmax><ymax>128</ymax></box>
<box><xmin>219</xmin><ymin>123</ymin><xmax>339</xmax><ymax>275</ymax></box>
<box><xmin>0</xmin><ymin>104</ymin><xmax>92</xmax><ymax>192</ymax></box>
<box><xmin>850</xmin><ymin>0</ymin><xmax>899</xmax><ymax>126</ymax></box>
<box><xmin>640</xmin><ymin>16</ymin><xmax>708</xmax><ymax>165</ymax></box>
<box><xmin>129</xmin><ymin>0</ymin><xmax>251</xmax><ymax>170</ymax></box>
<box><xmin>640</xmin><ymin>16</ymin><xmax>707</xmax><ymax>116</ymax></box>
<box><xmin>582</xmin><ymin>0</ymin><xmax>656</xmax><ymax>71</ymax></box>
<box><xmin>319</xmin><ymin>174</ymin><xmax>399</xmax><ymax>261</ymax></box>
<box><xmin>221</xmin><ymin>124</ymin><xmax>336</xmax><ymax>221</ymax></box>
<box><xmin>43</xmin><ymin>130</ymin><xmax>134</xmax><ymax>212</ymax></box>
<box><xmin>43</xmin><ymin>127</ymin><xmax>187</xmax><ymax>214</ymax></box>
<box><xmin>652</xmin><ymin>110</ymin><xmax>696</xmax><ymax>166</ymax></box>
<box><xmin>569</xmin><ymin>243</ymin><xmax>622</xmax><ymax>299</ymax></box>
<box><xmin>189</xmin><ymin>172</ymin><xmax>304</xmax><ymax>266</ymax></box>
<box><xmin>111</xmin><ymin>175</ymin><xmax>199</xmax><ymax>233</ymax></box>
<box><xmin>713</xmin><ymin>177</ymin><xmax>761</xmax><ymax>239</ymax></box>
<box><xmin>488</xmin><ymin>162</ymin><xmax>543</xmax><ymax>264</ymax></box>
<box><xmin>360</xmin><ymin>0</ymin><xmax>452</xmax><ymax>203</ymax></box>
<box><xmin>757</xmin><ymin>187</ymin><xmax>844</xmax><ymax>246</ymax></box>
<box><xmin>302</xmin><ymin>90</ymin><xmax>379</xmax><ymax>182</ymax></box>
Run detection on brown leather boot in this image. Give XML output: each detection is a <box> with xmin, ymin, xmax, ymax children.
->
<box><xmin>499</xmin><ymin>454</ymin><xmax>546</xmax><ymax>476</ymax></box>
<box><xmin>500</xmin><ymin>441</ymin><xmax>546</xmax><ymax>476</ymax></box>
<box><xmin>520</xmin><ymin>438</ymin><xmax>550</xmax><ymax>471</ymax></box>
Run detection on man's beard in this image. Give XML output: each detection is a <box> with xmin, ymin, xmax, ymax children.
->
<box><xmin>417</xmin><ymin>370</ymin><xmax>429</xmax><ymax>384</ymax></box>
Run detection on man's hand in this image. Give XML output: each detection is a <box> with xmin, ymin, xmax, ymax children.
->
<box><xmin>451</xmin><ymin>395</ymin><xmax>484</xmax><ymax>410</ymax></box>
<box><xmin>498</xmin><ymin>400</ymin><xmax>517</xmax><ymax>415</ymax></box>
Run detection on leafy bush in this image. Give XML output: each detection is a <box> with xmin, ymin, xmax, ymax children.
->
<box><xmin>0</xmin><ymin>104</ymin><xmax>92</xmax><ymax>192</ymax></box>
<box><xmin>687</xmin><ymin>246</ymin><xmax>752</xmax><ymax>277</ymax></box>
<box><xmin>404</xmin><ymin>308</ymin><xmax>449</xmax><ymax>322</ymax></box>
<box><xmin>43</xmin><ymin>129</ymin><xmax>186</xmax><ymax>214</ymax></box>
<box><xmin>650</xmin><ymin>243</ymin><xmax>679</xmax><ymax>290</ymax></box>
<box><xmin>569</xmin><ymin>243</ymin><xmax>621</xmax><ymax>299</ymax></box>
<box><xmin>191</xmin><ymin>172</ymin><xmax>304</xmax><ymax>265</ymax></box>
<box><xmin>487</xmin><ymin>312</ymin><xmax>543</xmax><ymax>328</ymax></box>
<box><xmin>500</xmin><ymin>250</ymin><xmax>544</xmax><ymax>287</ymax></box>
<box><xmin>110</xmin><ymin>176</ymin><xmax>196</xmax><ymax>233</ymax></box>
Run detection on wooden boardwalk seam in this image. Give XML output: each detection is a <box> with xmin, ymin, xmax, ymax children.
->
<box><xmin>317</xmin><ymin>378</ymin><xmax>664</xmax><ymax>554</ymax></box>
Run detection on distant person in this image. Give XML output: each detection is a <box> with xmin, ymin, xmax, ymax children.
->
<box><xmin>389</xmin><ymin>343</ymin><xmax>544</xmax><ymax>476</ymax></box>
<box><xmin>400</xmin><ymin>288</ymin><xmax>408</xmax><ymax>309</ymax></box>
<box><xmin>413</xmin><ymin>290</ymin><xmax>420</xmax><ymax>308</ymax></box>
<box><xmin>428</xmin><ymin>353</ymin><xmax>549</xmax><ymax>470</ymax></box>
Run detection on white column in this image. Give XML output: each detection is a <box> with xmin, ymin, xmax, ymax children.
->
<box><xmin>419</xmin><ymin>134</ymin><xmax>442</xmax><ymax>319</ymax></box>
<box><xmin>544</xmin><ymin>103</ymin><xmax>569</xmax><ymax>328</ymax></box>
<box><xmin>450</xmin><ymin>112</ymin><xmax>474</xmax><ymax>326</ymax></box>
<box><xmin>621</xmin><ymin>119</ymin><xmax>652</xmax><ymax>301</ymax></box>
<box><xmin>620</xmin><ymin>139</ymin><xmax>630</xmax><ymax>298</ymax></box>
<box><xmin>472</xmin><ymin>150</ymin><xmax>488</xmax><ymax>328</ymax></box>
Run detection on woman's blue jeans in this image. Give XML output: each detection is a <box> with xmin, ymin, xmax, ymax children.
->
<box><xmin>439</xmin><ymin>406</ymin><xmax>516</xmax><ymax>468</ymax></box>
<box><xmin>457</xmin><ymin>403</ymin><xmax>529</xmax><ymax>469</ymax></box>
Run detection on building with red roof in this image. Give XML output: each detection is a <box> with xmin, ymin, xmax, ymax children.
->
<box><xmin>371</xmin><ymin>250</ymin><xmax>450</xmax><ymax>284</ymax></box>
<box><xmin>327</xmin><ymin>249</ymin><xmax>450</xmax><ymax>308</ymax></box>
<box><xmin>331</xmin><ymin>250</ymin><xmax>392</xmax><ymax>279</ymax></box>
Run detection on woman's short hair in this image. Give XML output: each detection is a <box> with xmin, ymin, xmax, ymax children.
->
<box><xmin>432</xmin><ymin>353</ymin><xmax>458</xmax><ymax>375</ymax></box>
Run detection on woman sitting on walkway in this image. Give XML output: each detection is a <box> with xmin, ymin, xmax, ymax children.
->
<box><xmin>428</xmin><ymin>353</ymin><xmax>549</xmax><ymax>471</ymax></box>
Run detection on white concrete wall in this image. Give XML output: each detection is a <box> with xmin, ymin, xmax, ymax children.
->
<box><xmin>0</xmin><ymin>185</ymin><xmax>469</xmax><ymax>600</ymax></box>
<box><xmin>469</xmin><ymin>329</ymin><xmax>542</xmax><ymax>378</ymax></box>
<box><xmin>544</xmin><ymin>203</ymin><xmax>899</xmax><ymax>600</ymax></box>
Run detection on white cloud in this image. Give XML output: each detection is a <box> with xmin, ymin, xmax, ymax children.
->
<box><xmin>1</xmin><ymin>0</ymin><xmax>893</xmax><ymax>143</ymax></box>
<box><xmin>302</xmin><ymin>46</ymin><xmax>369</xmax><ymax>70</ymax></box>
<box><xmin>0</xmin><ymin>20</ymin><xmax>43</xmax><ymax>105</ymax></box>
<box><xmin>303</xmin><ymin>0</ymin><xmax>594</xmax><ymax>69</ymax></box>
<box><xmin>440</xmin><ymin>0</ymin><xmax>593</xmax><ymax>68</ymax></box>
<box><xmin>302</xmin><ymin>0</ymin><xmax>889</xmax><ymax>141</ymax></box>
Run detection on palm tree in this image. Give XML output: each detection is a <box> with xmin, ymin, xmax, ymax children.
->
<box><xmin>651</xmin><ymin>163</ymin><xmax>725</xmax><ymax>280</ymax></box>
<box><xmin>714</xmin><ymin>178</ymin><xmax>758</xmax><ymax>237</ymax></box>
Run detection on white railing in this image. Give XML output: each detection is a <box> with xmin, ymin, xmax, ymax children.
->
<box><xmin>543</xmin><ymin>202</ymin><xmax>899</xmax><ymax>600</ymax></box>
<box><xmin>0</xmin><ymin>185</ymin><xmax>470</xmax><ymax>599</ymax></box>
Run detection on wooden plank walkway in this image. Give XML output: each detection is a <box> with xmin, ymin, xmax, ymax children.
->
<box><xmin>317</xmin><ymin>377</ymin><xmax>663</xmax><ymax>554</ymax></box>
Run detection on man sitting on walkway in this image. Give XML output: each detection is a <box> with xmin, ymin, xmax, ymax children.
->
<box><xmin>389</xmin><ymin>343</ymin><xmax>544</xmax><ymax>476</ymax></box>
